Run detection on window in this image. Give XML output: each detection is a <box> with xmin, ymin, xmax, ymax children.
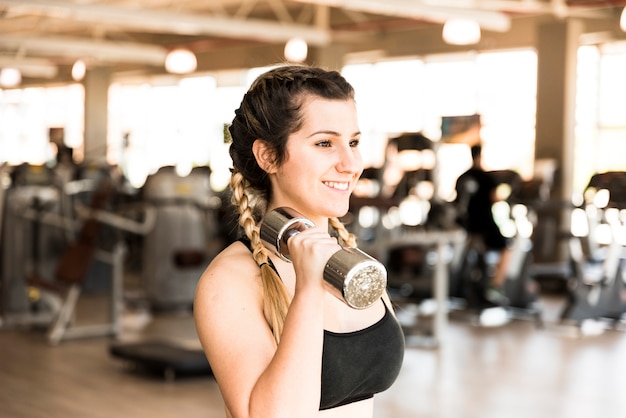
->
<box><xmin>343</xmin><ymin>49</ymin><xmax>537</xmax><ymax>200</ymax></box>
<box><xmin>0</xmin><ymin>85</ymin><xmax>84</xmax><ymax>165</ymax></box>
<box><xmin>575</xmin><ymin>42</ymin><xmax>626</xmax><ymax>193</ymax></box>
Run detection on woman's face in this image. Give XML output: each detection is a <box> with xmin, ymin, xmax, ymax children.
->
<box><xmin>268</xmin><ymin>96</ymin><xmax>363</xmax><ymax>224</ymax></box>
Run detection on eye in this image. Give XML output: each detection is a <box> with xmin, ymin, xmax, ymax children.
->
<box><xmin>316</xmin><ymin>140</ymin><xmax>332</xmax><ymax>148</ymax></box>
<box><xmin>350</xmin><ymin>138</ymin><xmax>360</xmax><ymax>148</ymax></box>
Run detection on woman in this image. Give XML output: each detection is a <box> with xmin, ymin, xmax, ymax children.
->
<box><xmin>194</xmin><ymin>65</ymin><xmax>405</xmax><ymax>418</ymax></box>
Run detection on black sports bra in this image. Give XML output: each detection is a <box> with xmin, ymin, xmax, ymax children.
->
<box><xmin>320</xmin><ymin>301</ymin><xmax>405</xmax><ymax>410</ymax></box>
<box><xmin>238</xmin><ymin>237</ymin><xmax>405</xmax><ymax>410</ymax></box>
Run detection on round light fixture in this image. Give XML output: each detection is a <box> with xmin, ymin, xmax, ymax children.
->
<box><xmin>284</xmin><ymin>37</ymin><xmax>308</xmax><ymax>63</ymax></box>
<box><xmin>442</xmin><ymin>19</ymin><xmax>481</xmax><ymax>45</ymax></box>
<box><xmin>0</xmin><ymin>68</ymin><xmax>22</xmax><ymax>88</ymax></box>
<box><xmin>71</xmin><ymin>59</ymin><xmax>86</xmax><ymax>81</ymax></box>
<box><xmin>621</xmin><ymin>6</ymin><xmax>626</xmax><ymax>32</ymax></box>
<box><xmin>165</xmin><ymin>48</ymin><xmax>197</xmax><ymax>74</ymax></box>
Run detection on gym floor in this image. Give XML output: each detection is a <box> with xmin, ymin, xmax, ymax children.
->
<box><xmin>1</xmin><ymin>293</ymin><xmax>626</xmax><ymax>418</ymax></box>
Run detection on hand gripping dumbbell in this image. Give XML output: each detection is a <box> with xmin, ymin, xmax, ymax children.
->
<box><xmin>260</xmin><ymin>207</ymin><xmax>387</xmax><ymax>309</ymax></box>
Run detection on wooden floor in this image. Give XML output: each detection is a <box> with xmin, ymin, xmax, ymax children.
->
<box><xmin>2</xmin><ymin>294</ymin><xmax>626</xmax><ymax>418</ymax></box>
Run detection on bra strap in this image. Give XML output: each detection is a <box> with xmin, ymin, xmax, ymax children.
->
<box><xmin>238</xmin><ymin>236</ymin><xmax>280</xmax><ymax>276</ymax></box>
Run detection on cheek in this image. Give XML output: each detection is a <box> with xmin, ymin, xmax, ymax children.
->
<box><xmin>278</xmin><ymin>159</ymin><xmax>309</xmax><ymax>188</ymax></box>
<box><xmin>354</xmin><ymin>151</ymin><xmax>364</xmax><ymax>174</ymax></box>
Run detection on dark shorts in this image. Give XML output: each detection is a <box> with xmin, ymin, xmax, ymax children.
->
<box><xmin>482</xmin><ymin>223</ymin><xmax>508</xmax><ymax>250</ymax></box>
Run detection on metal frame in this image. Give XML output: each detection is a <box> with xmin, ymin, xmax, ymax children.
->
<box><xmin>47</xmin><ymin>244</ymin><xmax>126</xmax><ymax>345</ymax></box>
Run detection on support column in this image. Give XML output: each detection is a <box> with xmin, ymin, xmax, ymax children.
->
<box><xmin>83</xmin><ymin>67</ymin><xmax>111</xmax><ymax>163</ymax></box>
<box><xmin>535</xmin><ymin>19</ymin><xmax>582</xmax><ymax>201</ymax></box>
<box><xmin>534</xmin><ymin>19</ymin><xmax>582</xmax><ymax>262</ymax></box>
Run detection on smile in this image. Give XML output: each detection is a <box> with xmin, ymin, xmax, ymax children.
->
<box><xmin>323</xmin><ymin>181</ymin><xmax>349</xmax><ymax>191</ymax></box>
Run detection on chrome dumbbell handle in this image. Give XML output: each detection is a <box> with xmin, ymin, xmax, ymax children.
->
<box><xmin>259</xmin><ymin>207</ymin><xmax>314</xmax><ymax>262</ymax></box>
<box><xmin>260</xmin><ymin>207</ymin><xmax>387</xmax><ymax>309</ymax></box>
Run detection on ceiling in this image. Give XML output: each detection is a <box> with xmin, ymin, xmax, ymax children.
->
<box><xmin>1</xmin><ymin>0</ymin><xmax>625</xmax><ymax>87</ymax></box>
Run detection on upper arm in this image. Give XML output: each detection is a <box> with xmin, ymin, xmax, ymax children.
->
<box><xmin>194</xmin><ymin>248</ymin><xmax>276</xmax><ymax>417</ymax></box>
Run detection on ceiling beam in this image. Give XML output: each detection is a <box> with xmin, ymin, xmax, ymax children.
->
<box><xmin>422</xmin><ymin>0</ymin><xmax>552</xmax><ymax>14</ymax></box>
<box><xmin>292</xmin><ymin>0</ymin><xmax>512</xmax><ymax>32</ymax></box>
<box><xmin>0</xmin><ymin>0</ymin><xmax>331</xmax><ymax>46</ymax></box>
<box><xmin>0</xmin><ymin>35</ymin><xmax>168</xmax><ymax>65</ymax></box>
<box><xmin>0</xmin><ymin>56</ymin><xmax>58</xmax><ymax>78</ymax></box>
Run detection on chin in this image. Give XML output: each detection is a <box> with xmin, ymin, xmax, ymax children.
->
<box><xmin>324</xmin><ymin>202</ymin><xmax>350</xmax><ymax>219</ymax></box>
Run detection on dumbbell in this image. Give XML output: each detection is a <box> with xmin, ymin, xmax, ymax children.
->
<box><xmin>260</xmin><ymin>207</ymin><xmax>387</xmax><ymax>309</ymax></box>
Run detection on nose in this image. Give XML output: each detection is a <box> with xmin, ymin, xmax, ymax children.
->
<box><xmin>336</xmin><ymin>143</ymin><xmax>363</xmax><ymax>174</ymax></box>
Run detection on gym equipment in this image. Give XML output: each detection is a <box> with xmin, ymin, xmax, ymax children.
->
<box><xmin>449</xmin><ymin>169</ymin><xmax>542</xmax><ymax>326</ymax></box>
<box><xmin>109</xmin><ymin>166</ymin><xmax>220</xmax><ymax>380</ymax></box>
<box><xmin>0</xmin><ymin>164</ymin><xmax>66</xmax><ymax>327</ymax></box>
<box><xmin>374</xmin><ymin>229</ymin><xmax>466</xmax><ymax>347</ymax></box>
<box><xmin>38</xmin><ymin>173</ymin><xmax>124</xmax><ymax>345</ymax></box>
<box><xmin>450</xmin><ymin>229</ymin><xmax>541</xmax><ymax>326</ymax></box>
<box><xmin>109</xmin><ymin>340</ymin><xmax>212</xmax><ymax>381</ymax></box>
<box><xmin>140</xmin><ymin>166</ymin><xmax>219</xmax><ymax>310</ymax></box>
<box><xmin>1</xmin><ymin>163</ymin><xmax>155</xmax><ymax>344</ymax></box>
<box><xmin>561</xmin><ymin>235</ymin><xmax>626</xmax><ymax>324</ymax></box>
<box><xmin>260</xmin><ymin>207</ymin><xmax>387</xmax><ymax>309</ymax></box>
<box><xmin>560</xmin><ymin>172</ymin><xmax>626</xmax><ymax>326</ymax></box>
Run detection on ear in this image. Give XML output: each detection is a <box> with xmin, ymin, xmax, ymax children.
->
<box><xmin>252</xmin><ymin>139</ymin><xmax>277</xmax><ymax>174</ymax></box>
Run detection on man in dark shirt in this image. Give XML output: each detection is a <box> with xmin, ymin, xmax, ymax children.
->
<box><xmin>455</xmin><ymin>144</ymin><xmax>511</xmax><ymax>305</ymax></box>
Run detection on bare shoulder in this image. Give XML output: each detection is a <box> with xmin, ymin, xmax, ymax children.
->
<box><xmin>193</xmin><ymin>240</ymin><xmax>269</xmax><ymax>355</ymax></box>
<box><xmin>195</xmin><ymin>240</ymin><xmax>262</xmax><ymax>305</ymax></box>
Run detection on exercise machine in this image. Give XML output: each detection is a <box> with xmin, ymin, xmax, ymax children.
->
<box><xmin>1</xmin><ymin>164</ymin><xmax>66</xmax><ymax>328</ymax></box>
<box><xmin>560</xmin><ymin>171</ymin><xmax>626</xmax><ymax>329</ymax></box>
<box><xmin>1</xmin><ymin>163</ymin><xmax>153</xmax><ymax>344</ymax></box>
<box><xmin>139</xmin><ymin>166</ymin><xmax>220</xmax><ymax>310</ymax></box>
<box><xmin>109</xmin><ymin>166</ymin><xmax>221</xmax><ymax>380</ymax></box>
<box><xmin>449</xmin><ymin>169</ymin><xmax>542</xmax><ymax>327</ymax></box>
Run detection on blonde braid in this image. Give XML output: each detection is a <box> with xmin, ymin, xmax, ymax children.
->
<box><xmin>329</xmin><ymin>217</ymin><xmax>357</xmax><ymax>248</ymax></box>
<box><xmin>230</xmin><ymin>170</ymin><xmax>290</xmax><ymax>345</ymax></box>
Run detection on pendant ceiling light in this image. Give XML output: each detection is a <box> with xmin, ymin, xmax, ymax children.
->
<box><xmin>0</xmin><ymin>68</ymin><xmax>22</xmax><ymax>88</ymax></box>
<box><xmin>620</xmin><ymin>6</ymin><xmax>626</xmax><ymax>32</ymax></box>
<box><xmin>71</xmin><ymin>59</ymin><xmax>86</xmax><ymax>81</ymax></box>
<box><xmin>284</xmin><ymin>37</ymin><xmax>308</xmax><ymax>63</ymax></box>
<box><xmin>442</xmin><ymin>19</ymin><xmax>481</xmax><ymax>45</ymax></box>
<box><xmin>165</xmin><ymin>48</ymin><xmax>197</xmax><ymax>74</ymax></box>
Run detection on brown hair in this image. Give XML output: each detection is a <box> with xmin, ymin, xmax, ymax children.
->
<box><xmin>228</xmin><ymin>65</ymin><xmax>357</xmax><ymax>343</ymax></box>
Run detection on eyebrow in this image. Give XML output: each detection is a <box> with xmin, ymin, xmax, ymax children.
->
<box><xmin>307</xmin><ymin>130</ymin><xmax>361</xmax><ymax>138</ymax></box>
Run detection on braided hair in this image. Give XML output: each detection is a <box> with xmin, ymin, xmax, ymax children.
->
<box><xmin>228</xmin><ymin>65</ymin><xmax>357</xmax><ymax>343</ymax></box>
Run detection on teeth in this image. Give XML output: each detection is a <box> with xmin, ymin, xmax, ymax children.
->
<box><xmin>324</xmin><ymin>181</ymin><xmax>349</xmax><ymax>191</ymax></box>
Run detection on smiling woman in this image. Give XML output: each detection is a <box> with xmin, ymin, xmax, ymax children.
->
<box><xmin>193</xmin><ymin>65</ymin><xmax>405</xmax><ymax>418</ymax></box>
